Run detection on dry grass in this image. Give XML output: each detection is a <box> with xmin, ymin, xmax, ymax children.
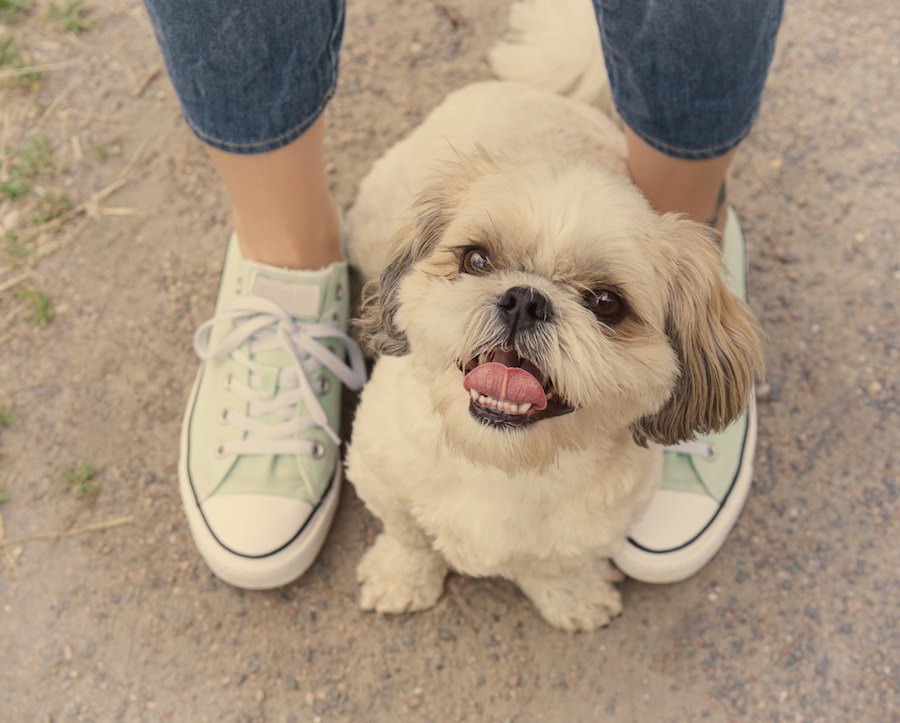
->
<box><xmin>0</xmin><ymin>514</ymin><xmax>135</xmax><ymax>547</ymax></box>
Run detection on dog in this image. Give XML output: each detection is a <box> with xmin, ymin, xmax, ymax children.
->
<box><xmin>343</xmin><ymin>9</ymin><xmax>762</xmax><ymax>633</ymax></box>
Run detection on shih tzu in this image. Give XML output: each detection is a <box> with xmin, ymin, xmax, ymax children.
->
<box><xmin>343</xmin><ymin>80</ymin><xmax>763</xmax><ymax>631</ymax></box>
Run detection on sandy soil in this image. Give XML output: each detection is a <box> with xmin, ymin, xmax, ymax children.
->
<box><xmin>0</xmin><ymin>0</ymin><xmax>897</xmax><ymax>720</ymax></box>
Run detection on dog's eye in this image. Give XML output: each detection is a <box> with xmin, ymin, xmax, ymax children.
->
<box><xmin>461</xmin><ymin>247</ymin><xmax>492</xmax><ymax>275</ymax></box>
<box><xmin>584</xmin><ymin>289</ymin><xmax>625</xmax><ymax>323</ymax></box>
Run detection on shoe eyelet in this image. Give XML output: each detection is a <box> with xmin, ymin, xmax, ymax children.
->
<box><xmin>215</xmin><ymin>443</ymin><xmax>226</xmax><ymax>459</ymax></box>
<box><xmin>311</xmin><ymin>442</ymin><xmax>326</xmax><ymax>460</ymax></box>
<box><xmin>220</xmin><ymin>408</ymin><xmax>229</xmax><ymax>422</ymax></box>
<box><xmin>317</xmin><ymin>377</ymin><xmax>330</xmax><ymax>395</ymax></box>
<box><xmin>335</xmin><ymin>282</ymin><xmax>344</xmax><ymax>301</ymax></box>
<box><xmin>224</xmin><ymin>373</ymin><xmax>233</xmax><ymax>390</ymax></box>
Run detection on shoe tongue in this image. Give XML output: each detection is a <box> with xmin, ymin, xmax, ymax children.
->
<box><xmin>244</xmin><ymin>264</ymin><xmax>332</xmax><ymax>394</ymax></box>
<box><xmin>248</xmin><ymin>265</ymin><xmax>326</xmax><ymax>320</ymax></box>
<box><xmin>463</xmin><ymin>362</ymin><xmax>548</xmax><ymax>410</ymax></box>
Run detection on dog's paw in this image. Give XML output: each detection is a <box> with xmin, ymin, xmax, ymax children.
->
<box><xmin>356</xmin><ymin>533</ymin><xmax>448</xmax><ymax>614</ymax></box>
<box><xmin>518</xmin><ymin>572</ymin><xmax>623</xmax><ymax>632</ymax></box>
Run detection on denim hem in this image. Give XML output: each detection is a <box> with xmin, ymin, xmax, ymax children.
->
<box><xmin>620</xmin><ymin>108</ymin><xmax>755</xmax><ymax>161</ymax></box>
<box><xmin>184</xmin><ymin>81</ymin><xmax>337</xmax><ymax>156</ymax></box>
<box><xmin>594</xmin><ymin>0</ymin><xmax>783</xmax><ymax>162</ymax></box>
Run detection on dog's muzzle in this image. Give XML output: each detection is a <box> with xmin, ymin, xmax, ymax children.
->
<box><xmin>457</xmin><ymin>285</ymin><xmax>574</xmax><ymax>428</ymax></box>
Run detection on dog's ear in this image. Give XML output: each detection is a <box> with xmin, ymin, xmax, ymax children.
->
<box><xmin>631</xmin><ymin>215</ymin><xmax>765</xmax><ymax>447</ymax></box>
<box><xmin>355</xmin><ymin>149</ymin><xmax>500</xmax><ymax>357</ymax></box>
<box><xmin>355</xmin><ymin>222</ymin><xmax>420</xmax><ymax>357</ymax></box>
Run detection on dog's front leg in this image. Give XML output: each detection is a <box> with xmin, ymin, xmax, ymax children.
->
<box><xmin>514</xmin><ymin>557</ymin><xmax>624</xmax><ymax>632</ymax></box>
<box><xmin>356</xmin><ymin>508</ymin><xmax>448</xmax><ymax>615</ymax></box>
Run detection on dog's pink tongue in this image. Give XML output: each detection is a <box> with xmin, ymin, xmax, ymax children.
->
<box><xmin>463</xmin><ymin>362</ymin><xmax>548</xmax><ymax>410</ymax></box>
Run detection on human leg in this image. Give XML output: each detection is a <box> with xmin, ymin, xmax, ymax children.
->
<box><xmin>144</xmin><ymin>0</ymin><xmax>345</xmax><ymax>269</ymax></box>
<box><xmin>206</xmin><ymin>116</ymin><xmax>341</xmax><ymax>270</ymax></box>
<box><xmin>593</xmin><ymin>0</ymin><xmax>784</xmax><ymax>230</ymax></box>
<box><xmin>625</xmin><ymin>129</ymin><xmax>733</xmax><ymax>232</ymax></box>
<box><xmin>144</xmin><ymin>0</ymin><xmax>365</xmax><ymax>588</ymax></box>
<box><xmin>592</xmin><ymin>0</ymin><xmax>784</xmax><ymax>581</ymax></box>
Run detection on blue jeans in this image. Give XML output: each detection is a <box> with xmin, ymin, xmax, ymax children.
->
<box><xmin>143</xmin><ymin>0</ymin><xmax>344</xmax><ymax>153</ymax></box>
<box><xmin>144</xmin><ymin>0</ymin><xmax>782</xmax><ymax>160</ymax></box>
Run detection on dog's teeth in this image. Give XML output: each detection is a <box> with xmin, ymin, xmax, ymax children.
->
<box><xmin>469</xmin><ymin>389</ymin><xmax>537</xmax><ymax>415</ymax></box>
<box><xmin>469</xmin><ymin>393</ymin><xmax>534</xmax><ymax>415</ymax></box>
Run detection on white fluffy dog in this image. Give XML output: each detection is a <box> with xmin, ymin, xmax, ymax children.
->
<box><xmin>344</xmin><ymin>6</ymin><xmax>762</xmax><ymax>632</ymax></box>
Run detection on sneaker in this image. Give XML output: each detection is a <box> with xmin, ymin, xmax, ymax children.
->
<box><xmin>178</xmin><ymin>234</ymin><xmax>366</xmax><ymax>589</ymax></box>
<box><xmin>612</xmin><ymin>206</ymin><xmax>757</xmax><ymax>584</ymax></box>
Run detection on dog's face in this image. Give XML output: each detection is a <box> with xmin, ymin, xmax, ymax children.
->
<box><xmin>358</xmin><ymin>152</ymin><xmax>763</xmax><ymax>473</ymax></box>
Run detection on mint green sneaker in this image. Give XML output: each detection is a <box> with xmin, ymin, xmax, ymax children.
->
<box><xmin>178</xmin><ymin>234</ymin><xmax>366</xmax><ymax>589</ymax></box>
<box><xmin>613</xmin><ymin>207</ymin><xmax>757</xmax><ymax>583</ymax></box>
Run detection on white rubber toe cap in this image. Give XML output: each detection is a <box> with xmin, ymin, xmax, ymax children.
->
<box><xmin>201</xmin><ymin>495</ymin><xmax>313</xmax><ymax>557</ymax></box>
<box><xmin>627</xmin><ymin>490</ymin><xmax>719</xmax><ymax>551</ymax></box>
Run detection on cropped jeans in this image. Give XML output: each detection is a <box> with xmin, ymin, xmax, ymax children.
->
<box><xmin>143</xmin><ymin>0</ymin><xmax>784</xmax><ymax>160</ymax></box>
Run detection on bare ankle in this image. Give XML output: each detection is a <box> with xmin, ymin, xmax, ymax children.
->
<box><xmin>234</xmin><ymin>198</ymin><xmax>341</xmax><ymax>271</ymax></box>
<box><xmin>624</xmin><ymin>126</ymin><xmax>734</xmax><ymax>233</ymax></box>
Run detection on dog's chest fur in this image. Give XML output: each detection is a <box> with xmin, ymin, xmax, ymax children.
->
<box><xmin>346</xmin><ymin>356</ymin><xmax>660</xmax><ymax>578</ymax></box>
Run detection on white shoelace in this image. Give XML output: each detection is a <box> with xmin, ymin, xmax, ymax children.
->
<box><xmin>664</xmin><ymin>439</ymin><xmax>717</xmax><ymax>461</ymax></box>
<box><xmin>193</xmin><ymin>296</ymin><xmax>367</xmax><ymax>460</ymax></box>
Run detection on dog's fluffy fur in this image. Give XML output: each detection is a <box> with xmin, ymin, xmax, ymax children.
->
<box><xmin>488</xmin><ymin>0</ymin><xmax>615</xmax><ymax>114</ymax></box>
<box><xmin>344</xmin><ymin>19</ymin><xmax>762</xmax><ymax>632</ymax></box>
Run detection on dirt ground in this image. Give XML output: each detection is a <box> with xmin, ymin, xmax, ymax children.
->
<box><xmin>0</xmin><ymin>0</ymin><xmax>897</xmax><ymax>721</ymax></box>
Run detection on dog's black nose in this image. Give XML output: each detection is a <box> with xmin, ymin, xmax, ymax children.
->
<box><xmin>498</xmin><ymin>286</ymin><xmax>554</xmax><ymax>331</ymax></box>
